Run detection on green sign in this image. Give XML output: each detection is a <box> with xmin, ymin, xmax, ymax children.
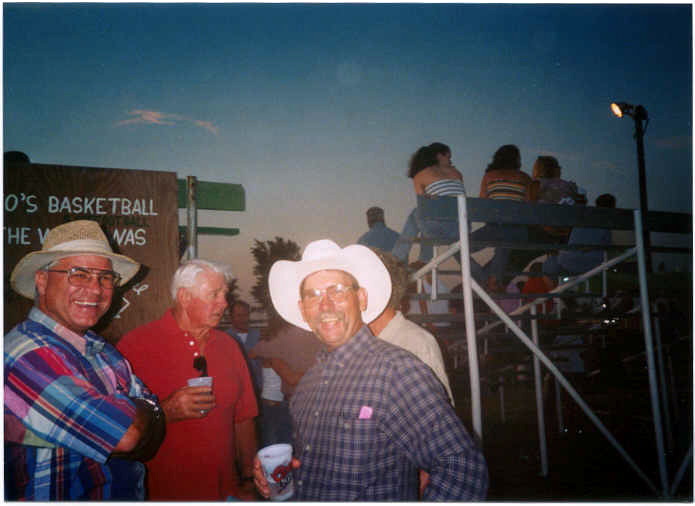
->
<box><xmin>177</xmin><ymin>179</ymin><xmax>245</xmax><ymax>211</ymax></box>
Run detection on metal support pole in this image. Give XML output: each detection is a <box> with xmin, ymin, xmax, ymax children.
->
<box><xmin>431</xmin><ymin>258</ymin><xmax>438</xmax><ymax>300</ymax></box>
<box><xmin>670</xmin><ymin>446</ymin><xmax>693</xmax><ymax>497</ymax></box>
<box><xmin>186</xmin><ymin>176</ymin><xmax>198</xmax><ymax>259</ymax></box>
<box><xmin>471</xmin><ymin>280</ymin><xmax>658</xmax><ymax>494</ymax></box>
<box><xmin>531</xmin><ymin>303</ymin><xmax>549</xmax><ymax>476</ymax></box>
<box><xmin>457</xmin><ymin>194</ymin><xmax>483</xmax><ymax>442</ymax></box>
<box><xmin>477</xmin><ymin>248</ymin><xmax>636</xmax><ymax>338</ymax></box>
<box><xmin>602</xmin><ymin>250</ymin><xmax>608</xmax><ymax>297</ymax></box>
<box><xmin>634</xmin><ymin>210</ymin><xmax>668</xmax><ymax>496</ymax></box>
<box><xmin>633</xmin><ymin>107</ymin><xmax>652</xmax><ymax>273</ymax></box>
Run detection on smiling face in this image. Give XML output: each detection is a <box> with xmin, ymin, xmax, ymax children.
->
<box><xmin>35</xmin><ymin>254</ymin><xmax>114</xmax><ymax>335</ymax></box>
<box><xmin>298</xmin><ymin>269</ymin><xmax>367</xmax><ymax>351</ymax></box>
<box><xmin>180</xmin><ymin>270</ymin><xmax>229</xmax><ymax>330</ymax></box>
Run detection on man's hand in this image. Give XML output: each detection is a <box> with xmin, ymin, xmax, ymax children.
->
<box><xmin>419</xmin><ymin>470</ymin><xmax>431</xmax><ymax>498</ymax></box>
<box><xmin>161</xmin><ymin>386</ymin><xmax>215</xmax><ymax>423</ymax></box>
<box><xmin>253</xmin><ymin>455</ymin><xmax>301</xmax><ymax>499</ymax></box>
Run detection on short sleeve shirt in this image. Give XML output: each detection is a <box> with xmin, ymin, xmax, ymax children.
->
<box><xmin>117</xmin><ymin>309</ymin><xmax>258</xmax><ymax>500</ymax></box>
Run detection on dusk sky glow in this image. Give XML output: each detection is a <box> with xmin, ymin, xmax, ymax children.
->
<box><xmin>4</xmin><ymin>2</ymin><xmax>692</xmax><ymax>300</ymax></box>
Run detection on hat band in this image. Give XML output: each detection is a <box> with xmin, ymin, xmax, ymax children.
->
<box><xmin>47</xmin><ymin>238</ymin><xmax>114</xmax><ymax>254</ymax></box>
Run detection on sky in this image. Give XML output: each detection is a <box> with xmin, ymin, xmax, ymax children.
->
<box><xmin>3</xmin><ymin>2</ymin><xmax>693</xmax><ymax>302</ymax></box>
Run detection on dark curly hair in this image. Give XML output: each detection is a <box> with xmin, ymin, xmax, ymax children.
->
<box><xmin>485</xmin><ymin>144</ymin><xmax>521</xmax><ymax>172</ymax></box>
<box><xmin>407</xmin><ymin>142</ymin><xmax>451</xmax><ymax>178</ymax></box>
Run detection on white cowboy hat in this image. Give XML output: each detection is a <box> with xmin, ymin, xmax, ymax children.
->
<box><xmin>268</xmin><ymin>239</ymin><xmax>391</xmax><ymax>331</ymax></box>
<box><xmin>10</xmin><ymin>220</ymin><xmax>141</xmax><ymax>299</ymax></box>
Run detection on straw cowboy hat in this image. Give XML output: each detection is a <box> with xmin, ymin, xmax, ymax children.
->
<box><xmin>268</xmin><ymin>239</ymin><xmax>391</xmax><ymax>331</ymax></box>
<box><xmin>10</xmin><ymin>220</ymin><xmax>140</xmax><ymax>299</ymax></box>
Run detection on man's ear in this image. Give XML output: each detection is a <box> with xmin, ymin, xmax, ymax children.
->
<box><xmin>175</xmin><ymin>287</ymin><xmax>190</xmax><ymax>308</ymax></box>
<box><xmin>35</xmin><ymin>270</ymin><xmax>48</xmax><ymax>297</ymax></box>
<box><xmin>357</xmin><ymin>287</ymin><xmax>368</xmax><ymax>312</ymax></box>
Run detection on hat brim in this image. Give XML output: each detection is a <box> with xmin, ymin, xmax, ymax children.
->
<box><xmin>268</xmin><ymin>244</ymin><xmax>391</xmax><ymax>331</ymax></box>
<box><xmin>10</xmin><ymin>249</ymin><xmax>141</xmax><ymax>299</ymax></box>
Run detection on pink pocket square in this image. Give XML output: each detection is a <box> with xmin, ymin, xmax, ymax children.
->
<box><xmin>358</xmin><ymin>406</ymin><xmax>373</xmax><ymax>419</ymax></box>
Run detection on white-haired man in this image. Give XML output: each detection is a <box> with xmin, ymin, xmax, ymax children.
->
<box><xmin>5</xmin><ymin>220</ymin><xmax>164</xmax><ymax>500</ymax></box>
<box><xmin>253</xmin><ymin>239</ymin><xmax>488</xmax><ymax>501</ymax></box>
<box><xmin>118</xmin><ymin>259</ymin><xmax>259</xmax><ymax>500</ymax></box>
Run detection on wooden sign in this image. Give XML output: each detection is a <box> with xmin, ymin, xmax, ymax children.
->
<box><xmin>4</xmin><ymin>162</ymin><xmax>180</xmax><ymax>343</ymax></box>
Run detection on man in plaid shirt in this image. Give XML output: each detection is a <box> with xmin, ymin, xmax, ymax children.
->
<box><xmin>253</xmin><ymin>239</ymin><xmax>488</xmax><ymax>500</ymax></box>
<box><xmin>4</xmin><ymin>220</ymin><xmax>164</xmax><ymax>500</ymax></box>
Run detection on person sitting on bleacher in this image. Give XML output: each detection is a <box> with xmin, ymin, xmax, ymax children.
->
<box><xmin>528</xmin><ymin>155</ymin><xmax>584</xmax><ymax>243</ymax></box>
<box><xmin>542</xmin><ymin>193</ymin><xmax>616</xmax><ymax>276</ymax></box>
<box><xmin>471</xmin><ymin>145</ymin><xmax>534</xmax><ymax>292</ymax></box>
<box><xmin>392</xmin><ymin>142</ymin><xmax>466</xmax><ymax>263</ymax></box>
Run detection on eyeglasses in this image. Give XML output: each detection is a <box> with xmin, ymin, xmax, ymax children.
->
<box><xmin>45</xmin><ymin>266</ymin><xmax>121</xmax><ymax>289</ymax></box>
<box><xmin>193</xmin><ymin>356</ymin><xmax>208</xmax><ymax>377</ymax></box>
<box><xmin>301</xmin><ymin>283</ymin><xmax>356</xmax><ymax>305</ymax></box>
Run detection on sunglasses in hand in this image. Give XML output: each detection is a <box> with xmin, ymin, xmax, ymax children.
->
<box><xmin>193</xmin><ymin>356</ymin><xmax>208</xmax><ymax>377</ymax></box>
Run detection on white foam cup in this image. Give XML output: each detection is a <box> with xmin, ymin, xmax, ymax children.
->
<box><xmin>187</xmin><ymin>377</ymin><xmax>213</xmax><ymax>415</ymax></box>
<box><xmin>187</xmin><ymin>376</ymin><xmax>213</xmax><ymax>388</ymax></box>
<box><xmin>258</xmin><ymin>443</ymin><xmax>294</xmax><ymax>501</ymax></box>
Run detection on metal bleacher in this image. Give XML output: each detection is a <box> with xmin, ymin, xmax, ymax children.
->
<box><xmin>405</xmin><ymin>193</ymin><xmax>692</xmax><ymax>499</ymax></box>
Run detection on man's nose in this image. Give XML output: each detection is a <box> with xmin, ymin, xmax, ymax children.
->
<box><xmin>84</xmin><ymin>274</ymin><xmax>103</xmax><ymax>291</ymax></box>
<box><xmin>318</xmin><ymin>293</ymin><xmax>335</xmax><ymax>309</ymax></box>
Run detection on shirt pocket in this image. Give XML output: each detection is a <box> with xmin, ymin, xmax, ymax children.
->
<box><xmin>335</xmin><ymin>405</ymin><xmax>382</xmax><ymax>453</ymax></box>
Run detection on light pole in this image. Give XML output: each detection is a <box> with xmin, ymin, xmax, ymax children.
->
<box><xmin>611</xmin><ymin>102</ymin><xmax>652</xmax><ymax>272</ymax></box>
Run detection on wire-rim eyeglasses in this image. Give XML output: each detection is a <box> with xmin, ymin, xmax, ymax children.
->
<box><xmin>44</xmin><ymin>266</ymin><xmax>121</xmax><ymax>289</ymax></box>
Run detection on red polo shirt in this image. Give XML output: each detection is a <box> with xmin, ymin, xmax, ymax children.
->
<box><xmin>118</xmin><ymin>309</ymin><xmax>258</xmax><ymax>500</ymax></box>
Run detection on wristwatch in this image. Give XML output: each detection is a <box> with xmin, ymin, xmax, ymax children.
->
<box><xmin>138</xmin><ymin>397</ymin><xmax>163</xmax><ymax>420</ymax></box>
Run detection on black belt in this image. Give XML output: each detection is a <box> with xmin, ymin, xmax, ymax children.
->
<box><xmin>262</xmin><ymin>398</ymin><xmax>286</xmax><ymax>407</ymax></box>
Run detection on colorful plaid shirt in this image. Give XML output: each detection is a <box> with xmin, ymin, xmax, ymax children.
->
<box><xmin>4</xmin><ymin>308</ymin><xmax>156</xmax><ymax>500</ymax></box>
<box><xmin>290</xmin><ymin>326</ymin><xmax>488</xmax><ymax>501</ymax></box>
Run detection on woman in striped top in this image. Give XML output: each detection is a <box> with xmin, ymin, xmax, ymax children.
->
<box><xmin>479</xmin><ymin>144</ymin><xmax>533</xmax><ymax>202</ymax></box>
<box><xmin>472</xmin><ymin>145</ymin><xmax>533</xmax><ymax>291</ymax></box>
<box><xmin>392</xmin><ymin>142</ymin><xmax>466</xmax><ymax>263</ymax></box>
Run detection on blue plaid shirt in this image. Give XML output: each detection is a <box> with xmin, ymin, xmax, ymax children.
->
<box><xmin>290</xmin><ymin>326</ymin><xmax>488</xmax><ymax>500</ymax></box>
<box><xmin>4</xmin><ymin>308</ymin><xmax>156</xmax><ymax>500</ymax></box>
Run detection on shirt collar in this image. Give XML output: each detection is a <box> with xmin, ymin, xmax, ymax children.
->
<box><xmin>161</xmin><ymin>307</ymin><xmax>217</xmax><ymax>352</ymax></box>
<box><xmin>315</xmin><ymin>325</ymin><xmax>373</xmax><ymax>367</ymax></box>
<box><xmin>28</xmin><ymin>307</ymin><xmax>106</xmax><ymax>356</ymax></box>
<box><xmin>379</xmin><ymin>310</ymin><xmax>405</xmax><ymax>341</ymax></box>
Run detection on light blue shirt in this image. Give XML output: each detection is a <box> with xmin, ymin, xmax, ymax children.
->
<box><xmin>357</xmin><ymin>222</ymin><xmax>400</xmax><ymax>251</ymax></box>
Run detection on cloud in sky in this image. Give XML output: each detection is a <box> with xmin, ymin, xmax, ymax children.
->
<box><xmin>192</xmin><ymin>120</ymin><xmax>219</xmax><ymax>136</ymax></box>
<box><xmin>116</xmin><ymin>109</ymin><xmax>218</xmax><ymax>135</ymax></box>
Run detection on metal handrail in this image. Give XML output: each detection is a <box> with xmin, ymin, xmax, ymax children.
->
<box><xmin>408</xmin><ymin>194</ymin><xmax>689</xmax><ymax>497</ymax></box>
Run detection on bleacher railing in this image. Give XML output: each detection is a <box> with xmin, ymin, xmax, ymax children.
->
<box><xmin>409</xmin><ymin>194</ymin><xmax>692</xmax><ymax>498</ymax></box>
